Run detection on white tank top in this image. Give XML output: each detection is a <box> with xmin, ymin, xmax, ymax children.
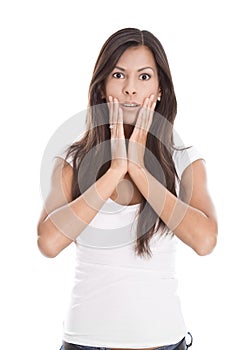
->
<box><xmin>58</xmin><ymin>145</ymin><xmax>203</xmax><ymax>348</ymax></box>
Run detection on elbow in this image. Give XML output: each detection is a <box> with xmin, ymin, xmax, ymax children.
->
<box><xmin>37</xmin><ymin>222</ymin><xmax>72</xmax><ymax>258</ymax></box>
<box><xmin>194</xmin><ymin>225</ymin><xmax>218</xmax><ymax>256</ymax></box>
<box><xmin>195</xmin><ymin>237</ymin><xmax>217</xmax><ymax>256</ymax></box>
<box><xmin>37</xmin><ymin>223</ymin><xmax>60</xmax><ymax>258</ymax></box>
<box><xmin>37</xmin><ymin>235</ymin><xmax>60</xmax><ymax>258</ymax></box>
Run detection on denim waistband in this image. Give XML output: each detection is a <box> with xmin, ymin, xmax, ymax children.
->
<box><xmin>61</xmin><ymin>337</ymin><xmax>186</xmax><ymax>350</ymax></box>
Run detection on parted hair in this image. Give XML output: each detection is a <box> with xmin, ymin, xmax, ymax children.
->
<box><xmin>64</xmin><ymin>28</ymin><xmax>179</xmax><ymax>258</ymax></box>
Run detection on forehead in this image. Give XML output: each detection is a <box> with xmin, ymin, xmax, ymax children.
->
<box><xmin>116</xmin><ymin>45</ymin><xmax>156</xmax><ymax>68</ymax></box>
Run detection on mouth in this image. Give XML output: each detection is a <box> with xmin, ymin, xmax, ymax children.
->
<box><xmin>121</xmin><ymin>103</ymin><xmax>140</xmax><ymax>108</ymax></box>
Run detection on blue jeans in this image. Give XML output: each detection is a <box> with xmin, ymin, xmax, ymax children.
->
<box><xmin>60</xmin><ymin>337</ymin><xmax>185</xmax><ymax>350</ymax></box>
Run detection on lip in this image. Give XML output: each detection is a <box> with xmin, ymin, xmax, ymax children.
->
<box><xmin>120</xmin><ymin>102</ymin><xmax>140</xmax><ymax>108</ymax></box>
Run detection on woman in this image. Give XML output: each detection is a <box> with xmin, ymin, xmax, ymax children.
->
<box><xmin>37</xmin><ymin>28</ymin><xmax>218</xmax><ymax>350</ymax></box>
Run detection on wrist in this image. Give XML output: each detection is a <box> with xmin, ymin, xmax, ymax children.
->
<box><xmin>128</xmin><ymin>163</ymin><xmax>146</xmax><ymax>175</ymax></box>
<box><xmin>107</xmin><ymin>167</ymin><xmax>127</xmax><ymax>181</ymax></box>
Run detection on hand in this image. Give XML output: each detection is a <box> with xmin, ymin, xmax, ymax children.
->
<box><xmin>127</xmin><ymin>94</ymin><xmax>157</xmax><ymax>173</ymax></box>
<box><xmin>108</xmin><ymin>96</ymin><xmax>128</xmax><ymax>176</ymax></box>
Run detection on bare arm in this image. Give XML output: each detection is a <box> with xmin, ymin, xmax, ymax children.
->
<box><xmin>128</xmin><ymin>159</ymin><xmax>218</xmax><ymax>256</ymax></box>
<box><xmin>37</xmin><ymin>157</ymin><xmax>125</xmax><ymax>258</ymax></box>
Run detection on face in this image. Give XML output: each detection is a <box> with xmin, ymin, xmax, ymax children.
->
<box><xmin>104</xmin><ymin>45</ymin><xmax>161</xmax><ymax>124</ymax></box>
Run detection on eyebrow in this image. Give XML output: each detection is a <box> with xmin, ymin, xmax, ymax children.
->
<box><xmin>114</xmin><ymin>65</ymin><xmax>154</xmax><ymax>72</ymax></box>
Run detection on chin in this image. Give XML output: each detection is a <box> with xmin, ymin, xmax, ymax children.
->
<box><xmin>123</xmin><ymin>114</ymin><xmax>137</xmax><ymax>126</ymax></box>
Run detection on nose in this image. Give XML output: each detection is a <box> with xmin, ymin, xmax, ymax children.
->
<box><xmin>123</xmin><ymin>79</ymin><xmax>137</xmax><ymax>95</ymax></box>
<box><xmin>124</xmin><ymin>89</ymin><xmax>136</xmax><ymax>95</ymax></box>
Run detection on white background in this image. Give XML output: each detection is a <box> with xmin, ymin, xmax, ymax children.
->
<box><xmin>1</xmin><ymin>0</ymin><xmax>232</xmax><ymax>349</ymax></box>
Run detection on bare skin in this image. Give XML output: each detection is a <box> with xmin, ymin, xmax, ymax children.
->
<box><xmin>37</xmin><ymin>46</ymin><xmax>218</xmax><ymax>349</ymax></box>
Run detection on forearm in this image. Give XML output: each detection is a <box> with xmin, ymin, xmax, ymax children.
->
<box><xmin>129</xmin><ymin>166</ymin><xmax>217</xmax><ymax>255</ymax></box>
<box><xmin>38</xmin><ymin>168</ymin><xmax>124</xmax><ymax>257</ymax></box>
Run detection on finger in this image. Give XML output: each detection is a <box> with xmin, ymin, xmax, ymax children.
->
<box><xmin>148</xmin><ymin>94</ymin><xmax>155</xmax><ymax>107</ymax></box>
<box><xmin>134</xmin><ymin>97</ymin><xmax>147</xmax><ymax>134</ymax></box>
<box><xmin>144</xmin><ymin>94</ymin><xmax>156</xmax><ymax>130</ymax></box>
<box><xmin>148</xmin><ymin>94</ymin><xmax>156</xmax><ymax>126</ymax></box>
<box><xmin>141</xmin><ymin>97</ymin><xmax>150</xmax><ymax>131</ymax></box>
<box><xmin>109</xmin><ymin>95</ymin><xmax>113</xmax><ymax>126</ymax></box>
<box><xmin>112</xmin><ymin>97</ymin><xmax>119</xmax><ymax>138</ymax></box>
<box><xmin>134</xmin><ymin>108</ymin><xmax>143</xmax><ymax>132</ymax></box>
<box><xmin>152</xmin><ymin>101</ymin><xmax>157</xmax><ymax>110</ymax></box>
<box><xmin>150</xmin><ymin>100</ymin><xmax>157</xmax><ymax>117</ymax></box>
<box><xmin>146</xmin><ymin>94</ymin><xmax>155</xmax><ymax>118</ymax></box>
<box><xmin>109</xmin><ymin>96</ymin><xmax>117</xmax><ymax>139</ymax></box>
<box><xmin>148</xmin><ymin>99</ymin><xmax>157</xmax><ymax>119</ymax></box>
<box><xmin>117</xmin><ymin>107</ymin><xmax>124</xmax><ymax>138</ymax></box>
<box><xmin>113</xmin><ymin>97</ymin><xmax>118</xmax><ymax>124</ymax></box>
<box><xmin>148</xmin><ymin>102</ymin><xmax>156</xmax><ymax>132</ymax></box>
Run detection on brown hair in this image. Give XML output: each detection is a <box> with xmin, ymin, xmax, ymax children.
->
<box><xmin>65</xmin><ymin>28</ymin><xmax>179</xmax><ymax>259</ymax></box>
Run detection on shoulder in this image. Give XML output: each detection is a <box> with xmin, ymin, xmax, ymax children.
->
<box><xmin>55</xmin><ymin>132</ymin><xmax>86</xmax><ymax>168</ymax></box>
<box><xmin>172</xmin><ymin>145</ymin><xmax>205</xmax><ymax>181</ymax></box>
<box><xmin>50</xmin><ymin>156</ymin><xmax>73</xmax><ymax>199</ymax></box>
<box><xmin>175</xmin><ymin>146</ymin><xmax>210</xmax><ymax>207</ymax></box>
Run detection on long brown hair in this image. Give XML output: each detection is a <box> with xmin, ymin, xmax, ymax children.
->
<box><xmin>65</xmin><ymin>28</ymin><xmax>179</xmax><ymax>259</ymax></box>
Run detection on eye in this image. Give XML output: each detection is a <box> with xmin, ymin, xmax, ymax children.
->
<box><xmin>139</xmin><ymin>73</ymin><xmax>151</xmax><ymax>81</ymax></box>
<box><xmin>112</xmin><ymin>72</ymin><xmax>125</xmax><ymax>79</ymax></box>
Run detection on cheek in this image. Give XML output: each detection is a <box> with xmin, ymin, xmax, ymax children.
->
<box><xmin>105</xmin><ymin>82</ymin><xmax>116</xmax><ymax>95</ymax></box>
<box><xmin>141</xmin><ymin>81</ymin><xmax>159</xmax><ymax>95</ymax></box>
<box><xmin>105</xmin><ymin>78</ymin><xmax>124</xmax><ymax>95</ymax></box>
<box><xmin>105</xmin><ymin>79</ymin><xmax>117</xmax><ymax>91</ymax></box>
<box><xmin>150</xmin><ymin>80</ymin><xmax>159</xmax><ymax>92</ymax></box>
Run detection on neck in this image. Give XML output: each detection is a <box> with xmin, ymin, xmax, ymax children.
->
<box><xmin>123</xmin><ymin>124</ymin><xmax>134</xmax><ymax>139</ymax></box>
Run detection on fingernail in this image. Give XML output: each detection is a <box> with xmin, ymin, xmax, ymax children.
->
<box><xmin>109</xmin><ymin>96</ymin><xmax>112</xmax><ymax>102</ymax></box>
